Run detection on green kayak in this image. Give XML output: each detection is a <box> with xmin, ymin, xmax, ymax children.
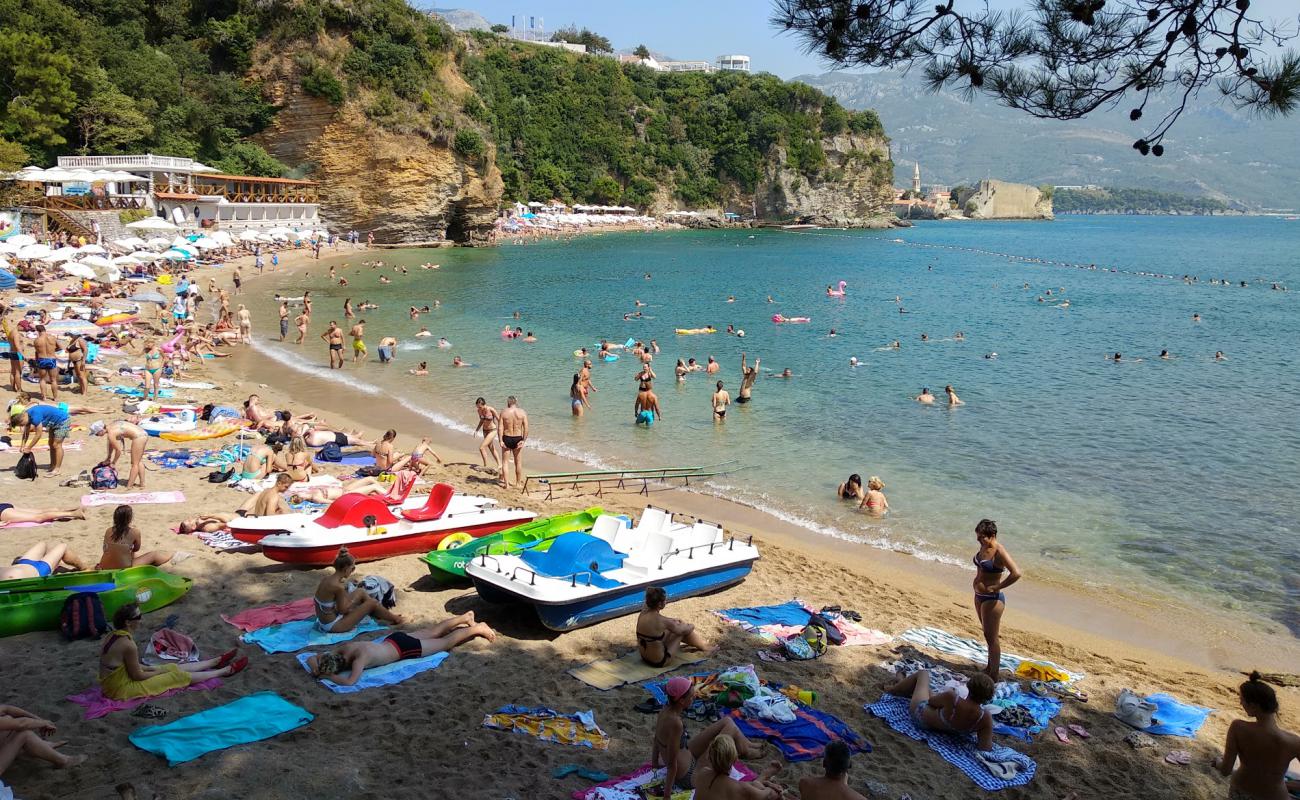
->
<box><xmin>0</xmin><ymin>566</ymin><xmax>193</xmax><ymax>638</ymax></box>
<box><xmin>421</xmin><ymin>507</ymin><xmax>605</xmax><ymax>584</ymax></box>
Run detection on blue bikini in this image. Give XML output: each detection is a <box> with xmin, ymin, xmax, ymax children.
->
<box><xmin>973</xmin><ymin>554</ymin><xmax>1006</xmax><ymax>605</ymax></box>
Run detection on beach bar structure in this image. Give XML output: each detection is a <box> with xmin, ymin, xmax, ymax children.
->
<box><xmin>6</xmin><ymin>154</ymin><xmax>321</xmax><ymax>238</ymax></box>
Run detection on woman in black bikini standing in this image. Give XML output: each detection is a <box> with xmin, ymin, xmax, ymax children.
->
<box><xmin>473</xmin><ymin>397</ymin><xmax>500</xmax><ymax>472</ymax></box>
<box><xmin>973</xmin><ymin>519</ymin><xmax>1021</xmax><ymax>679</ymax></box>
<box><xmin>636</xmin><ymin>587</ymin><xmax>710</xmax><ymax>668</ymax></box>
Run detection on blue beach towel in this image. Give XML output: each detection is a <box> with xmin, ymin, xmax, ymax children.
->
<box><xmin>314</xmin><ymin>449</ymin><xmax>374</xmax><ymax>466</ymax></box>
<box><xmin>716</xmin><ymin>600</ymin><xmax>812</xmax><ymax>628</ymax></box>
<box><xmin>866</xmin><ymin>695</ymin><xmax>1036</xmax><ymax>791</ymax></box>
<box><xmin>295</xmin><ymin>650</ymin><xmax>448</xmax><ymax>693</ymax></box>
<box><xmin>241</xmin><ymin>617</ymin><xmax>385</xmax><ymax>654</ymax></box>
<box><xmin>129</xmin><ymin>692</ymin><xmax>313</xmax><ymax>765</ymax></box>
<box><xmin>991</xmin><ymin>689</ymin><xmax>1061</xmax><ymax>741</ymax></box>
<box><xmin>728</xmin><ymin>702</ymin><xmax>870</xmax><ymax>762</ymax></box>
<box><xmin>1143</xmin><ymin>693</ymin><xmax>1213</xmax><ymax>737</ymax></box>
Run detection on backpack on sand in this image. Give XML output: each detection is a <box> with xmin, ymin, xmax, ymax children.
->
<box><xmin>91</xmin><ymin>462</ymin><xmax>119</xmax><ymax>490</ymax></box>
<box><xmin>60</xmin><ymin>593</ymin><xmax>109</xmax><ymax>640</ymax></box>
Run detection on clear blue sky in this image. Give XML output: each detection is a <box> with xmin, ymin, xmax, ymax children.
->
<box><xmin>436</xmin><ymin>1</ymin><xmax>1298</xmax><ymax>78</ymax></box>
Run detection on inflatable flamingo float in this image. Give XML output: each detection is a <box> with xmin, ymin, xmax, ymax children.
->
<box><xmin>160</xmin><ymin>327</ymin><xmax>188</xmax><ymax>359</ymax></box>
<box><xmin>827</xmin><ymin>280</ymin><xmax>847</xmax><ymax>298</ymax></box>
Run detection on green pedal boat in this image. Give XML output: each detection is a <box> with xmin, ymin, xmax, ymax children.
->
<box><xmin>0</xmin><ymin>566</ymin><xmax>193</xmax><ymax>638</ymax></box>
<box><xmin>421</xmin><ymin>507</ymin><xmax>605</xmax><ymax>585</ymax></box>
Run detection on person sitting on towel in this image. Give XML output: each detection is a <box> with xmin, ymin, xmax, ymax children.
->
<box><xmin>307</xmin><ymin>612</ymin><xmax>495</xmax><ymax>685</ymax></box>
<box><xmin>312</xmin><ymin>547</ymin><xmax>404</xmax><ymax>634</ymax></box>
<box><xmin>798</xmin><ymin>741</ymin><xmax>866</xmax><ymax>800</ymax></box>
<box><xmin>636</xmin><ymin>586</ymin><xmax>712</xmax><ymax>668</ymax></box>
<box><xmin>692</xmin><ymin>734</ymin><xmax>786</xmax><ymax>800</ymax></box>
<box><xmin>98</xmin><ymin>603</ymin><xmax>246</xmax><ymax>700</ymax></box>
<box><xmin>653</xmin><ymin>677</ymin><xmax>768</xmax><ymax>799</ymax></box>
<box><xmin>885</xmin><ymin>669</ymin><xmax>995</xmax><ymax>751</ymax></box>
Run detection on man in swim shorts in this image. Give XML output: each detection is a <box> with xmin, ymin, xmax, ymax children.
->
<box><xmin>634</xmin><ymin>382</ymin><xmax>660</xmax><ymax>426</ymax></box>
<box><xmin>321</xmin><ymin>322</ymin><xmax>344</xmax><ymax>369</ymax></box>
<box><xmin>307</xmin><ymin>612</ymin><xmax>495</xmax><ymax>686</ymax></box>
<box><xmin>12</xmin><ymin>403</ymin><xmax>94</xmax><ymax>476</ymax></box>
<box><xmin>377</xmin><ymin>335</ymin><xmax>397</xmax><ymax>363</ymax></box>
<box><xmin>278</xmin><ymin>300</ymin><xmax>289</xmax><ymax>341</ymax></box>
<box><xmin>737</xmin><ymin>352</ymin><xmax>759</xmax><ymax>404</ymax></box>
<box><xmin>498</xmin><ymin>396</ymin><xmax>528</xmax><ymax>490</ymax></box>
<box><xmin>349</xmin><ymin>320</ymin><xmax>367</xmax><ymax>363</ymax></box>
<box><xmin>32</xmin><ymin>326</ymin><xmax>59</xmax><ymax>401</ymax></box>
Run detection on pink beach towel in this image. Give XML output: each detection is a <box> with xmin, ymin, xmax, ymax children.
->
<box><xmin>221</xmin><ymin>598</ymin><xmax>316</xmax><ymax>633</ymax></box>
<box><xmin>65</xmin><ymin>678</ymin><xmax>222</xmax><ymax>720</ymax></box>
<box><xmin>150</xmin><ymin>628</ymin><xmax>198</xmax><ymax>662</ymax></box>
<box><xmin>82</xmin><ymin>491</ymin><xmax>186</xmax><ymax>507</ymax></box>
<box><xmin>0</xmin><ymin>521</ymin><xmax>52</xmax><ymax>529</ymax></box>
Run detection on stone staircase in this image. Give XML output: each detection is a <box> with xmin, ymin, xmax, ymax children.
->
<box><xmin>51</xmin><ymin>209</ymin><xmax>138</xmax><ymax>244</ymax></box>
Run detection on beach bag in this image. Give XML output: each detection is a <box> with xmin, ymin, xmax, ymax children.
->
<box><xmin>796</xmin><ymin>622</ymin><xmax>829</xmax><ymax>659</ymax></box>
<box><xmin>806</xmin><ymin>612</ymin><xmax>845</xmax><ymax>646</ymax></box>
<box><xmin>14</xmin><ymin>452</ymin><xmax>37</xmax><ymax>481</ymax></box>
<box><xmin>318</xmin><ymin>442</ymin><xmax>343</xmax><ymax>462</ymax></box>
<box><xmin>59</xmin><ymin>593</ymin><xmax>109</xmax><ymax>641</ymax></box>
<box><xmin>782</xmin><ymin>633</ymin><xmax>818</xmax><ymax>661</ymax></box>
<box><xmin>355</xmin><ymin>576</ymin><xmax>397</xmax><ymax>609</ymax></box>
<box><xmin>206</xmin><ymin>466</ymin><xmax>234</xmax><ymax>483</ymax></box>
<box><xmin>90</xmin><ymin>462</ymin><xmax>118</xmax><ymax>490</ymax></box>
<box><xmin>1114</xmin><ymin>688</ymin><xmax>1158</xmax><ymax>729</ymax></box>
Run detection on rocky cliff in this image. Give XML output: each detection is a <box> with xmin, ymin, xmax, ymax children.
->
<box><xmin>954</xmin><ymin>180</ymin><xmax>1054</xmax><ymax>220</ymax></box>
<box><xmin>754</xmin><ymin>133</ymin><xmax>897</xmax><ymax>227</ymax></box>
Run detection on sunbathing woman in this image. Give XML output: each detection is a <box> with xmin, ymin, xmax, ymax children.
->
<box><xmin>1</xmin><ymin>541</ymin><xmax>88</xmax><ymax>580</ymax></box>
<box><xmin>307</xmin><ymin>612</ymin><xmax>495</xmax><ymax>686</ymax></box>
<box><xmin>693</xmin><ymin>735</ymin><xmax>787</xmax><ymax>800</ymax></box>
<box><xmin>98</xmin><ymin>505</ymin><xmax>175</xmax><ymax>569</ymax></box>
<box><xmin>286</xmin><ymin>475</ymin><xmax>398</xmax><ymax>505</ymax></box>
<box><xmin>177</xmin><ymin>512</ymin><xmax>235</xmax><ymax>534</ymax></box>
<box><xmin>885</xmin><ymin>669</ymin><xmax>995</xmax><ymax>751</ymax></box>
<box><xmin>637</xmin><ymin>586</ymin><xmax>711</xmax><ymax>668</ymax></box>
<box><xmin>372</xmin><ymin>428</ymin><xmax>399</xmax><ymax>470</ymax></box>
<box><xmin>0</xmin><ymin>704</ymin><xmax>86</xmax><ymax>776</ymax></box>
<box><xmin>99</xmin><ymin>603</ymin><xmax>246</xmax><ymax>700</ymax></box>
<box><xmin>1214</xmin><ymin>671</ymin><xmax>1300</xmax><ymax>800</ymax></box>
<box><xmin>314</xmin><ymin>547</ymin><xmax>404</xmax><ymax>634</ymax></box>
<box><xmin>0</xmin><ymin>504</ymin><xmax>85</xmax><ymax>528</ymax></box>
<box><xmin>653</xmin><ymin>677</ymin><xmax>766</xmax><ymax>799</ymax></box>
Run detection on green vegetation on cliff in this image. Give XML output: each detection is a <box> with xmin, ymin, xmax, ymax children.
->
<box><xmin>462</xmin><ymin>37</ymin><xmax>884</xmax><ymax>206</ymax></box>
<box><xmin>1054</xmin><ymin>187</ymin><xmax>1233</xmax><ymax>215</ymax></box>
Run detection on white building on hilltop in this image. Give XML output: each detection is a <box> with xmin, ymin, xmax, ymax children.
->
<box><xmin>716</xmin><ymin>54</ymin><xmax>750</xmax><ymax>72</ymax></box>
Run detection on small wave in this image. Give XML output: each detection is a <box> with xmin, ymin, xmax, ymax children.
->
<box><xmin>248</xmin><ymin>340</ymin><xmax>383</xmax><ymax>396</ymax></box>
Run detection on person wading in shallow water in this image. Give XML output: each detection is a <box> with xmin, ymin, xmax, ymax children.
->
<box><xmin>321</xmin><ymin>321</ymin><xmax>344</xmax><ymax>369</ymax></box>
<box><xmin>737</xmin><ymin>353</ymin><xmax>759</xmax><ymax>405</ymax></box>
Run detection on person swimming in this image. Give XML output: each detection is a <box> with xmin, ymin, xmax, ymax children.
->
<box><xmin>915</xmin><ymin>387</ymin><xmax>934</xmax><ymax>404</ymax></box>
<box><xmin>409</xmin><ymin>361</ymin><xmax>428</xmax><ymax>375</ymax></box>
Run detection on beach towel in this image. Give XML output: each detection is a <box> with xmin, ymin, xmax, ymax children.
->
<box><xmin>898</xmin><ymin>627</ymin><xmax>1085</xmax><ymax>682</ymax></box>
<box><xmin>82</xmin><ymin>490</ymin><xmax>186</xmax><ymax>508</ymax></box>
<box><xmin>129</xmin><ymin>691</ymin><xmax>313</xmax><ymax>765</ymax></box>
<box><xmin>241</xmin><ymin>617</ymin><xmax>384</xmax><ymax>654</ymax></box>
<box><xmin>717</xmin><ymin>600</ymin><xmax>891</xmax><ymax>648</ymax></box>
<box><xmin>65</xmin><ymin>678</ymin><xmax>222</xmax><ymax>720</ymax></box>
<box><xmin>149</xmin><ymin>628</ymin><xmax>198</xmax><ymax>662</ymax></box>
<box><xmin>2</xmin><ymin>440</ymin><xmax>84</xmax><ymax>454</ymax></box>
<box><xmin>717</xmin><ymin>600</ymin><xmax>814</xmax><ymax>628</ymax></box>
<box><xmin>314</xmin><ymin>449</ymin><xmax>374</xmax><ymax>466</ymax></box>
<box><xmin>221</xmin><ymin>598</ymin><xmax>316</xmax><ymax>632</ymax></box>
<box><xmin>727</xmin><ymin>698</ymin><xmax>870</xmax><ymax>762</ymax></box>
<box><xmin>295</xmin><ymin>649</ymin><xmax>449</xmax><ymax>693</ymax></box>
<box><xmin>195</xmin><ymin>530</ymin><xmax>257</xmax><ymax>552</ymax></box>
<box><xmin>483</xmin><ymin>705</ymin><xmax>609</xmax><ymax>750</ymax></box>
<box><xmin>1142</xmin><ymin>693</ymin><xmax>1213</xmax><ymax>737</ymax></box>
<box><xmin>867</xmin><ymin>694</ymin><xmax>1036</xmax><ymax>790</ymax></box>
<box><xmin>0</xmin><ymin>520</ymin><xmax>53</xmax><ymax>529</ymax></box>
<box><xmin>568</xmin><ymin>649</ymin><xmax>708</xmax><ymax>691</ymax></box>
<box><xmin>573</xmin><ymin>762</ymin><xmax>757</xmax><ymax>800</ymax></box>
<box><xmin>104</xmin><ymin>385</ymin><xmax>175</xmax><ymax>398</ymax></box>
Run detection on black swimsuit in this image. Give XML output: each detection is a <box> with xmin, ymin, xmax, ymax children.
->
<box><xmin>637</xmin><ymin>629</ymin><xmax>669</xmax><ymax>668</ymax></box>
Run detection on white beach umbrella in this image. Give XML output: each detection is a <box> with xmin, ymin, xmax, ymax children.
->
<box><xmin>111</xmin><ymin>255</ymin><xmax>140</xmax><ymax>266</ymax></box>
<box><xmin>60</xmin><ymin>262</ymin><xmax>97</xmax><ymax>279</ymax></box>
<box><xmin>7</xmin><ymin>234</ymin><xmax>36</xmax><ymax>247</ymax></box>
<box><xmin>266</xmin><ymin>226</ymin><xmax>292</xmax><ymax>235</ymax></box>
<box><xmin>209</xmin><ymin>231</ymin><xmax>233</xmax><ymax>245</ymax></box>
<box><xmin>145</xmin><ymin>237</ymin><xmax>171</xmax><ymax>250</ymax></box>
<box><xmin>77</xmin><ymin>243</ymin><xmax>107</xmax><ymax>255</ymax></box>
<box><xmin>191</xmin><ymin>237</ymin><xmax>220</xmax><ymax>250</ymax></box>
<box><xmin>161</xmin><ymin>249</ymin><xmax>192</xmax><ymax>261</ymax></box>
<box><xmin>0</xmin><ymin>242</ymin><xmax>19</xmax><ymax>255</ymax></box>
<box><xmin>16</xmin><ymin>244</ymin><xmax>52</xmax><ymax>260</ymax></box>
<box><xmin>41</xmin><ymin>247</ymin><xmax>81</xmax><ymax>264</ymax></box>
<box><xmin>170</xmin><ymin>235</ymin><xmax>190</xmax><ymax>249</ymax></box>
<box><xmin>94</xmin><ymin>263</ymin><xmax>122</xmax><ymax>284</ymax></box>
<box><xmin>111</xmin><ymin>237</ymin><xmax>148</xmax><ymax>250</ymax></box>
<box><xmin>125</xmin><ymin>217</ymin><xmax>178</xmax><ymax>232</ymax></box>
<box><xmin>78</xmin><ymin>254</ymin><xmax>113</xmax><ymax>269</ymax></box>
<box><xmin>237</xmin><ymin>230</ymin><xmax>260</xmax><ymax>242</ymax></box>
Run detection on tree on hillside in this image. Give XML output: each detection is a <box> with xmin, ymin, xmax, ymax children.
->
<box><xmin>491</xmin><ymin>24</ymin><xmax>509</xmax><ymax>34</ymax></box>
<box><xmin>771</xmin><ymin>0</ymin><xmax>1300</xmax><ymax>155</ymax></box>
<box><xmin>76</xmin><ymin>69</ymin><xmax>153</xmax><ymax>154</ymax></box>
<box><xmin>0</xmin><ymin>32</ymin><xmax>77</xmax><ymax>148</ymax></box>
<box><xmin>551</xmin><ymin>25</ymin><xmax>614</xmax><ymax>54</ymax></box>
<box><xmin>633</xmin><ymin>44</ymin><xmax>651</xmax><ymax>58</ymax></box>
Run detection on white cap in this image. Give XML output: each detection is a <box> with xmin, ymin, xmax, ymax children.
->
<box><xmin>89</xmin><ymin>420</ymin><xmax>106</xmax><ymax>435</ymax></box>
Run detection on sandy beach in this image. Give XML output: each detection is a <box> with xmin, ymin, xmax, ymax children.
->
<box><xmin>3</xmin><ymin>248</ymin><xmax>1298</xmax><ymax>800</ymax></box>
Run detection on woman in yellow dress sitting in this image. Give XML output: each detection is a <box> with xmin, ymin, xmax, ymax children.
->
<box><xmin>98</xmin><ymin>603</ymin><xmax>248</xmax><ymax>700</ymax></box>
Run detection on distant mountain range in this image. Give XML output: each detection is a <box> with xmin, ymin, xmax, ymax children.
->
<box><xmin>798</xmin><ymin>71</ymin><xmax>1300</xmax><ymax>212</ymax></box>
<box><xmin>427</xmin><ymin>7</ymin><xmax>491</xmax><ymax>31</ymax></box>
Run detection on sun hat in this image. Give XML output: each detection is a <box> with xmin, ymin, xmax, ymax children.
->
<box><xmin>666</xmin><ymin>677</ymin><xmax>693</xmax><ymax>701</ymax></box>
<box><xmin>89</xmin><ymin>420</ymin><xmax>106</xmax><ymax>435</ymax></box>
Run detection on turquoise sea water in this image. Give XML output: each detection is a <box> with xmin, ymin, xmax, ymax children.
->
<box><xmin>247</xmin><ymin>216</ymin><xmax>1300</xmax><ymax>635</ymax></box>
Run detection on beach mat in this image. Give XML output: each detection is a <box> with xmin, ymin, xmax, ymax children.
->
<box><xmin>898</xmin><ymin>626</ymin><xmax>1085</xmax><ymax>682</ymax></box>
<box><xmin>727</xmin><ymin>702</ymin><xmax>870</xmax><ymax>762</ymax></box>
<box><xmin>717</xmin><ymin>600</ymin><xmax>891</xmax><ymax>647</ymax></box>
<box><xmin>65</xmin><ymin>678</ymin><xmax>222</xmax><ymax>720</ymax></box>
<box><xmin>573</xmin><ymin>762</ymin><xmax>757</xmax><ymax>800</ymax></box>
<box><xmin>568</xmin><ymin>649</ymin><xmax>707</xmax><ymax>690</ymax></box>
<box><xmin>221</xmin><ymin>598</ymin><xmax>316</xmax><ymax>632</ymax></box>
<box><xmin>241</xmin><ymin>617</ymin><xmax>384</xmax><ymax>654</ymax></box>
<box><xmin>129</xmin><ymin>691</ymin><xmax>313</xmax><ymax>765</ymax></box>
<box><xmin>866</xmin><ymin>694</ymin><xmax>1035</xmax><ymax>790</ymax></box>
<box><xmin>314</xmin><ymin>449</ymin><xmax>374</xmax><ymax>466</ymax></box>
<box><xmin>295</xmin><ymin>649</ymin><xmax>449</xmax><ymax>693</ymax></box>
<box><xmin>82</xmin><ymin>490</ymin><xmax>186</xmax><ymax>507</ymax></box>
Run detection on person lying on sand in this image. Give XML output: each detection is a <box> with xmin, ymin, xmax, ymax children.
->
<box><xmin>1214</xmin><ymin>671</ymin><xmax>1300</xmax><ymax>800</ymax></box>
<box><xmin>303</xmin><ymin>428</ymin><xmax>374</xmax><ymax>449</ymax></box>
<box><xmin>99</xmin><ymin>603</ymin><xmax>246</xmax><ymax>701</ymax></box>
<box><xmin>797</xmin><ymin>741</ymin><xmax>865</xmax><ymax>800</ymax></box>
<box><xmin>314</xmin><ymin>547</ymin><xmax>404</xmax><ymax>633</ymax></box>
<box><xmin>307</xmin><ymin>612</ymin><xmax>496</xmax><ymax>686</ymax></box>
<box><xmin>177</xmin><ymin>512</ymin><xmax>235</xmax><ymax>534</ymax></box>
<box><xmin>653</xmin><ymin>677</ymin><xmax>770</xmax><ymax>800</ymax></box>
<box><xmin>287</xmin><ymin>475</ymin><xmax>397</xmax><ymax>505</ymax></box>
<box><xmin>0</xmin><ymin>504</ymin><xmax>85</xmax><ymax>529</ymax></box>
<box><xmin>0</xmin><ymin>703</ymin><xmax>87</xmax><ymax>776</ymax></box>
<box><xmin>98</xmin><ymin>505</ymin><xmax>175</xmax><ymax>570</ymax></box>
<box><xmin>886</xmin><ymin>669</ymin><xmax>995</xmax><ymax>751</ymax></box>
<box><xmin>0</xmin><ymin>541</ymin><xmax>88</xmax><ymax>580</ymax></box>
<box><xmin>636</xmin><ymin>587</ymin><xmax>711</xmax><ymax>668</ymax></box>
